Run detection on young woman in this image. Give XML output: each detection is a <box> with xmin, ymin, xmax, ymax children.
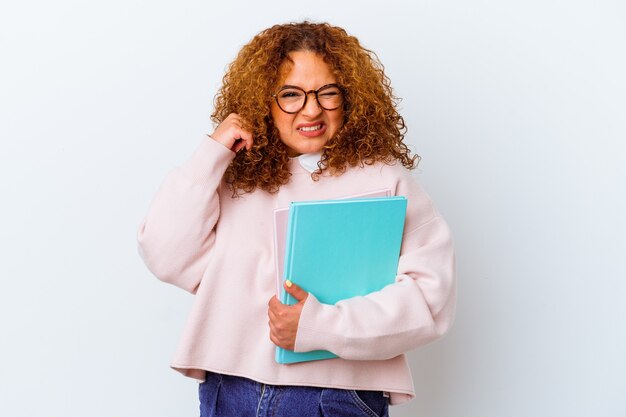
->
<box><xmin>137</xmin><ymin>21</ymin><xmax>456</xmax><ymax>417</ymax></box>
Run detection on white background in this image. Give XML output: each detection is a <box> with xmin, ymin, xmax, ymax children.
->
<box><xmin>1</xmin><ymin>1</ymin><xmax>625</xmax><ymax>416</ymax></box>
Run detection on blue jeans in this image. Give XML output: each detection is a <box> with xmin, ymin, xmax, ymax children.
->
<box><xmin>199</xmin><ymin>372</ymin><xmax>389</xmax><ymax>417</ymax></box>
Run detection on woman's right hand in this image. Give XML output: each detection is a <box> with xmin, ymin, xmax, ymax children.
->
<box><xmin>210</xmin><ymin>113</ymin><xmax>254</xmax><ymax>153</ymax></box>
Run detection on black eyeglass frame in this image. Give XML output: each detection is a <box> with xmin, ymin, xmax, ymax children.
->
<box><xmin>272</xmin><ymin>83</ymin><xmax>345</xmax><ymax>114</ymax></box>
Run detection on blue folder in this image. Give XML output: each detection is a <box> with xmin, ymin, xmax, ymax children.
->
<box><xmin>275</xmin><ymin>196</ymin><xmax>407</xmax><ymax>364</ymax></box>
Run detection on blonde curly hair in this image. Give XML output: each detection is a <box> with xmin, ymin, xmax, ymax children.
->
<box><xmin>211</xmin><ymin>21</ymin><xmax>419</xmax><ymax>195</ymax></box>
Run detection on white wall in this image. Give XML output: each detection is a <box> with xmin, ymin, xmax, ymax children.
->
<box><xmin>1</xmin><ymin>1</ymin><xmax>624</xmax><ymax>416</ymax></box>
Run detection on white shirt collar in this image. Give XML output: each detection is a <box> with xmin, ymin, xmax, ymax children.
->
<box><xmin>296</xmin><ymin>152</ymin><xmax>324</xmax><ymax>173</ymax></box>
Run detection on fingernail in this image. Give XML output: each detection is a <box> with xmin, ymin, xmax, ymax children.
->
<box><xmin>285</xmin><ymin>280</ymin><xmax>292</xmax><ymax>288</ymax></box>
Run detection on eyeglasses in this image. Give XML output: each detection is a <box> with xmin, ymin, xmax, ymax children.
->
<box><xmin>272</xmin><ymin>83</ymin><xmax>344</xmax><ymax>114</ymax></box>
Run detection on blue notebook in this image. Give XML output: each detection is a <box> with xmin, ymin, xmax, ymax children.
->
<box><xmin>275</xmin><ymin>196</ymin><xmax>407</xmax><ymax>364</ymax></box>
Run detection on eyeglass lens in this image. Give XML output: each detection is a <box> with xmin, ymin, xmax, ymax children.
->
<box><xmin>276</xmin><ymin>85</ymin><xmax>343</xmax><ymax>113</ymax></box>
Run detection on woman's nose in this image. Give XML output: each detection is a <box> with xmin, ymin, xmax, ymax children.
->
<box><xmin>300</xmin><ymin>92</ymin><xmax>323</xmax><ymax>117</ymax></box>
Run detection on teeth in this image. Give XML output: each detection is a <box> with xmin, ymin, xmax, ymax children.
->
<box><xmin>299</xmin><ymin>124</ymin><xmax>322</xmax><ymax>132</ymax></box>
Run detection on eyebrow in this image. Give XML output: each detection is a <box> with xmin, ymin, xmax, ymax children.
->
<box><xmin>277</xmin><ymin>83</ymin><xmax>337</xmax><ymax>91</ymax></box>
<box><xmin>278</xmin><ymin>84</ymin><xmax>304</xmax><ymax>90</ymax></box>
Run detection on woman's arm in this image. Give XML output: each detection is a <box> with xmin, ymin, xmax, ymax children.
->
<box><xmin>136</xmin><ymin>136</ymin><xmax>236</xmax><ymax>293</ymax></box>
<box><xmin>292</xmin><ymin>173</ymin><xmax>456</xmax><ymax>360</ymax></box>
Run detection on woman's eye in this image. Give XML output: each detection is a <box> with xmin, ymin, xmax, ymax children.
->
<box><xmin>319</xmin><ymin>88</ymin><xmax>341</xmax><ymax>97</ymax></box>
<box><xmin>280</xmin><ymin>91</ymin><xmax>303</xmax><ymax>98</ymax></box>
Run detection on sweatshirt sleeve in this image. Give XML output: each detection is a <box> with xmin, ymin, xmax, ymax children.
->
<box><xmin>136</xmin><ymin>136</ymin><xmax>236</xmax><ymax>294</ymax></box>
<box><xmin>293</xmin><ymin>172</ymin><xmax>456</xmax><ymax>360</ymax></box>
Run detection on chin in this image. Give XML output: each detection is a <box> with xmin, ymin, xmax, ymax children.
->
<box><xmin>285</xmin><ymin>138</ymin><xmax>329</xmax><ymax>156</ymax></box>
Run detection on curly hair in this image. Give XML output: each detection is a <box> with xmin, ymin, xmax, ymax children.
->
<box><xmin>211</xmin><ymin>21</ymin><xmax>419</xmax><ymax>195</ymax></box>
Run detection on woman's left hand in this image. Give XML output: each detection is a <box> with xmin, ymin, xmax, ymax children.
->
<box><xmin>268</xmin><ymin>281</ymin><xmax>309</xmax><ymax>350</ymax></box>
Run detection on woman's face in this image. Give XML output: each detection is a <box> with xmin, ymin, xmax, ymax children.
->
<box><xmin>270</xmin><ymin>51</ymin><xmax>344</xmax><ymax>157</ymax></box>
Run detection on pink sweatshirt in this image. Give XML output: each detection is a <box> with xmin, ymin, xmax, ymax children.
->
<box><xmin>137</xmin><ymin>136</ymin><xmax>456</xmax><ymax>405</ymax></box>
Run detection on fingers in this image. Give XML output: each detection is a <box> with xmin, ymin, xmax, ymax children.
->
<box><xmin>267</xmin><ymin>294</ymin><xmax>301</xmax><ymax>351</ymax></box>
<box><xmin>236</xmin><ymin>125</ymin><xmax>253</xmax><ymax>151</ymax></box>
<box><xmin>268</xmin><ymin>319</ymin><xmax>295</xmax><ymax>351</ymax></box>
<box><xmin>210</xmin><ymin>113</ymin><xmax>254</xmax><ymax>152</ymax></box>
<box><xmin>268</xmin><ymin>308</ymin><xmax>287</xmax><ymax>348</ymax></box>
<box><xmin>268</xmin><ymin>306</ymin><xmax>278</xmax><ymax>322</ymax></box>
<box><xmin>228</xmin><ymin>113</ymin><xmax>253</xmax><ymax>151</ymax></box>
<box><xmin>268</xmin><ymin>295</ymin><xmax>281</xmax><ymax>310</ymax></box>
<box><xmin>268</xmin><ymin>326</ymin><xmax>285</xmax><ymax>349</ymax></box>
<box><xmin>232</xmin><ymin>139</ymin><xmax>246</xmax><ymax>153</ymax></box>
<box><xmin>283</xmin><ymin>280</ymin><xmax>309</xmax><ymax>303</ymax></box>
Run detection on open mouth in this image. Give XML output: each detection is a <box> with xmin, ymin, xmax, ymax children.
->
<box><xmin>298</xmin><ymin>124</ymin><xmax>324</xmax><ymax>132</ymax></box>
